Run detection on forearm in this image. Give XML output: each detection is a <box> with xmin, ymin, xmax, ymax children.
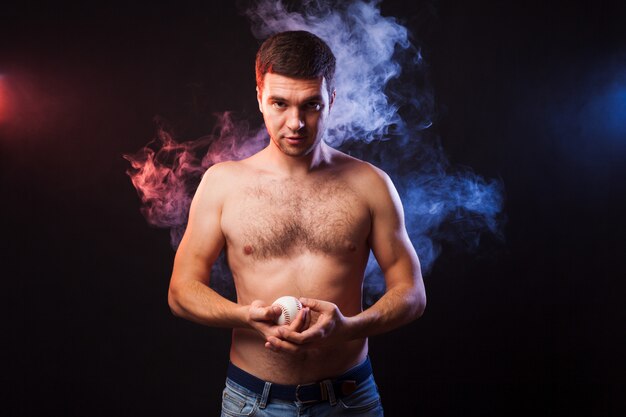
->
<box><xmin>168</xmin><ymin>279</ymin><xmax>249</xmax><ymax>328</ymax></box>
<box><xmin>348</xmin><ymin>281</ymin><xmax>425</xmax><ymax>339</ymax></box>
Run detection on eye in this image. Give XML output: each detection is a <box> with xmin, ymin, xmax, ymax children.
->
<box><xmin>305</xmin><ymin>102</ymin><xmax>322</xmax><ymax>111</ymax></box>
<box><xmin>272</xmin><ymin>101</ymin><xmax>287</xmax><ymax>109</ymax></box>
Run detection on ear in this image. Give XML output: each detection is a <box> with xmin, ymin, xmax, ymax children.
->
<box><xmin>256</xmin><ymin>86</ymin><xmax>263</xmax><ymax>114</ymax></box>
<box><xmin>329</xmin><ymin>89</ymin><xmax>336</xmax><ymax>111</ymax></box>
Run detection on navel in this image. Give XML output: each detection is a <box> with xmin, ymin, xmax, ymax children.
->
<box><xmin>243</xmin><ymin>245</ymin><xmax>254</xmax><ymax>255</ymax></box>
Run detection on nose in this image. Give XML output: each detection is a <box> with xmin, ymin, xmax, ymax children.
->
<box><xmin>286</xmin><ymin>108</ymin><xmax>305</xmax><ymax>132</ymax></box>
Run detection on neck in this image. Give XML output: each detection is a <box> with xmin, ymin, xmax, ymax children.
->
<box><xmin>265</xmin><ymin>141</ymin><xmax>332</xmax><ymax>177</ymax></box>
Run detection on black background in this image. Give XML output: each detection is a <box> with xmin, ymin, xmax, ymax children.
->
<box><xmin>2</xmin><ymin>1</ymin><xmax>625</xmax><ymax>416</ymax></box>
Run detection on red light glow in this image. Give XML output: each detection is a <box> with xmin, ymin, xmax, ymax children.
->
<box><xmin>0</xmin><ymin>76</ymin><xmax>10</xmax><ymax>124</ymax></box>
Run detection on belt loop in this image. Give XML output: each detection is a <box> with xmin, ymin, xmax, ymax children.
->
<box><xmin>322</xmin><ymin>379</ymin><xmax>336</xmax><ymax>406</ymax></box>
<box><xmin>259</xmin><ymin>381</ymin><xmax>272</xmax><ymax>409</ymax></box>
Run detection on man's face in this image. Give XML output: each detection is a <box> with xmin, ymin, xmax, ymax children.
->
<box><xmin>257</xmin><ymin>72</ymin><xmax>334</xmax><ymax>158</ymax></box>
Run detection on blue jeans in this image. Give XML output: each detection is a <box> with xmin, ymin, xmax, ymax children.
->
<box><xmin>220</xmin><ymin>373</ymin><xmax>384</xmax><ymax>416</ymax></box>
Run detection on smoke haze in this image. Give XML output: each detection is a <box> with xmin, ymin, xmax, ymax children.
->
<box><xmin>124</xmin><ymin>0</ymin><xmax>504</xmax><ymax>303</ymax></box>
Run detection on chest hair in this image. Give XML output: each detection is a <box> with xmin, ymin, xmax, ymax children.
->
<box><xmin>236</xmin><ymin>177</ymin><xmax>363</xmax><ymax>260</ymax></box>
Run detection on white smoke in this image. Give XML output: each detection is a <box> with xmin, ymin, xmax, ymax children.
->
<box><xmin>244</xmin><ymin>0</ymin><xmax>425</xmax><ymax>146</ymax></box>
<box><xmin>242</xmin><ymin>0</ymin><xmax>504</xmax><ymax>305</ymax></box>
<box><xmin>125</xmin><ymin>0</ymin><xmax>505</xmax><ymax>305</ymax></box>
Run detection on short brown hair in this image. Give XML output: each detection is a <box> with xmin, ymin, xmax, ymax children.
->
<box><xmin>255</xmin><ymin>30</ymin><xmax>336</xmax><ymax>96</ymax></box>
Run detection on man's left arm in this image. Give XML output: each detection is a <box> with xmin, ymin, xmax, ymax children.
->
<box><xmin>347</xmin><ymin>168</ymin><xmax>426</xmax><ymax>338</ymax></box>
<box><xmin>266</xmin><ymin>167</ymin><xmax>425</xmax><ymax>351</ymax></box>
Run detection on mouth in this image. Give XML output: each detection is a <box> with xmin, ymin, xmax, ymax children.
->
<box><xmin>284</xmin><ymin>135</ymin><xmax>306</xmax><ymax>144</ymax></box>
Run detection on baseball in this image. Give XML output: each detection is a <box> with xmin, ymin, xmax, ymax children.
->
<box><xmin>272</xmin><ymin>296</ymin><xmax>302</xmax><ymax>325</ymax></box>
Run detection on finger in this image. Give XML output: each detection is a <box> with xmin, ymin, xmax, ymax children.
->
<box><xmin>278</xmin><ymin>321</ymin><xmax>325</xmax><ymax>344</ymax></box>
<box><xmin>304</xmin><ymin>307</ymin><xmax>312</xmax><ymax>328</ymax></box>
<box><xmin>266</xmin><ymin>336</ymin><xmax>304</xmax><ymax>354</ymax></box>
<box><xmin>248</xmin><ymin>300</ymin><xmax>266</xmax><ymax>320</ymax></box>
<box><xmin>250</xmin><ymin>304</ymin><xmax>282</xmax><ymax>322</ymax></box>
<box><xmin>268</xmin><ymin>305</ymin><xmax>282</xmax><ymax>320</ymax></box>
<box><xmin>287</xmin><ymin>307</ymin><xmax>309</xmax><ymax>332</ymax></box>
<box><xmin>299</xmin><ymin>297</ymin><xmax>334</xmax><ymax>313</ymax></box>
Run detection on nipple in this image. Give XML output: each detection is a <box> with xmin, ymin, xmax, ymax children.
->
<box><xmin>348</xmin><ymin>242</ymin><xmax>357</xmax><ymax>252</ymax></box>
<box><xmin>244</xmin><ymin>245</ymin><xmax>254</xmax><ymax>255</ymax></box>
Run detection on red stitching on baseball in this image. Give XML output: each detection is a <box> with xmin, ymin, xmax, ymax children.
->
<box><xmin>281</xmin><ymin>305</ymin><xmax>291</xmax><ymax>323</ymax></box>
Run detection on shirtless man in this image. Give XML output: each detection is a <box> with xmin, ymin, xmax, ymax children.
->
<box><xmin>168</xmin><ymin>31</ymin><xmax>426</xmax><ymax>415</ymax></box>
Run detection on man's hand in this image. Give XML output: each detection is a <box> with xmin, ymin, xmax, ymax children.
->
<box><xmin>265</xmin><ymin>298</ymin><xmax>354</xmax><ymax>353</ymax></box>
<box><xmin>247</xmin><ymin>300</ymin><xmax>310</xmax><ymax>346</ymax></box>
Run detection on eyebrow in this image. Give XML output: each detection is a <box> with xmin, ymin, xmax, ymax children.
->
<box><xmin>268</xmin><ymin>95</ymin><xmax>324</xmax><ymax>103</ymax></box>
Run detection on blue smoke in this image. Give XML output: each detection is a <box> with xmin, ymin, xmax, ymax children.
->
<box><xmin>243</xmin><ymin>0</ymin><xmax>504</xmax><ymax>303</ymax></box>
<box><xmin>125</xmin><ymin>0</ymin><xmax>505</xmax><ymax>305</ymax></box>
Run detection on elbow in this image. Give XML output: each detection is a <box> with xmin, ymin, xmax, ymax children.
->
<box><xmin>410</xmin><ymin>288</ymin><xmax>427</xmax><ymax>321</ymax></box>
<box><xmin>412</xmin><ymin>272</ymin><xmax>427</xmax><ymax>320</ymax></box>
<box><xmin>414</xmin><ymin>293</ymin><xmax>426</xmax><ymax>319</ymax></box>
<box><xmin>168</xmin><ymin>284</ymin><xmax>184</xmax><ymax>318</ymax></box>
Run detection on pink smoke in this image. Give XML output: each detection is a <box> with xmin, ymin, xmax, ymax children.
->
<box><xmin>124</xmin><ymin>112</ymin><xmax>267</xmax><ymax>247</ymax></box>
<box><xmin>124</xmin><ymin>0</ymin><xmax>504</xmax><ymax>301</ymax></box>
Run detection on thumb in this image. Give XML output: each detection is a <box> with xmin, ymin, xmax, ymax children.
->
<box><xmin>268</xmin><ymin>305</ymin><xmax>282</xmax><ymax>320</ymax></box>
<box><xmin>249</xmin><ymin>301</ymin><xmax>280</xmax><ymax>321</ymax></box>
<box><xmin>299</xmin><ymin>297</ymin><xmax>331</xmax><ymax>312</ymax></box>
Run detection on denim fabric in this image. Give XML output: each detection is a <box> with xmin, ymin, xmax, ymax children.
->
<box><xmin>220</xmin><ymin>374</ymin><xmax>383</xmax><ymax>416</ymax></box>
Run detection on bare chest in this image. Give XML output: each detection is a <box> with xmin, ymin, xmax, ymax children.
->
<box><xmin>222</xmin><ymin>177</ymin><xmax>370</xmax><ymax>260</ymax></box>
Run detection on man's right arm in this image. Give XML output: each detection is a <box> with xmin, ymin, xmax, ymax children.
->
<box><xmin>168</xmin><ymin>164</ymin><xmax>249</xmax><ymax>327</ymax></box>
<box><xmin>167</xmin><ymin>164</ymin><xmax>300</xmax><ymax>336</ymax></box>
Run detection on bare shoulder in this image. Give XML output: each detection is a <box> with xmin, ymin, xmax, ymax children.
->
<box><xmin>202</xmin><ymin>159</ymin><xmax>247</xmax><ymax>180</ymax></box>
<box><xmin>330</xmin><ymin>150</ymin><xmax>394</xmax><ymax>195</ymax></box>
<box><xmin>196</xmin><ymin>159</ymin><xmax>252</xmax><ymax>199</ymax></box>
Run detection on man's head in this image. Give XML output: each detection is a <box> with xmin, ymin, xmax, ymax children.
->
<box><xmin>255</xmin><ymin>30</ymin><xmax>336</xmax><ymax>97</ymax></box>
<box><xmin>255</xmin><ymin>31</ymin><xmax>337</xmax><ymax>159</ymax></box>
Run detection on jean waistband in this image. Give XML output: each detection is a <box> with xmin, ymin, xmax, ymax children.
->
<box><xmin>226</xmin><ymin>357</ymin><xmax>372</xmax><ymax>403</ymax></box>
